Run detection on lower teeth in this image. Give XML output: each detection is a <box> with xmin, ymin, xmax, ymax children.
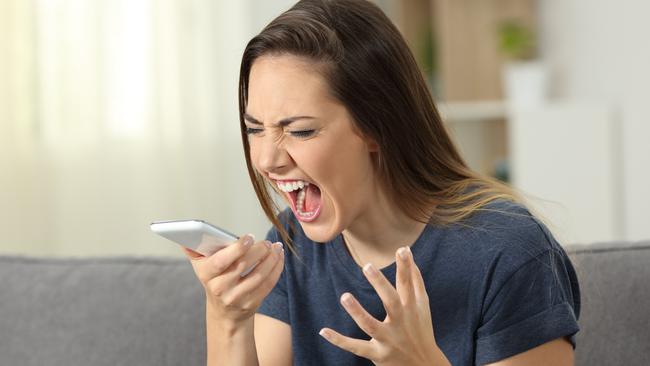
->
<box><xmin>296</xmin><ymin>187</ymin><xmax>313</xmax><ymax>216</ymax></box>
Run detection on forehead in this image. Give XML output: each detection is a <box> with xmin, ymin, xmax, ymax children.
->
<box><xmin>247</xmin><ymin>55</ymin><xmax>333</xmax><ymax>115</ymax></box>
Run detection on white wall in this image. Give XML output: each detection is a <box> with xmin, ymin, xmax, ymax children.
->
<box><xmin>539</xmin><ymin>0</ymin><xmax>650</xmax><ymax>241</ymax></box>
<box><xmin>508</xmin><ymin>102</ymin><xmax>620</xmax><ymax>245</ymax></box>
<box><xmin>0</xmin><ymin>1</ymin><xmax>298</xmax><ymax>257</ymax></box>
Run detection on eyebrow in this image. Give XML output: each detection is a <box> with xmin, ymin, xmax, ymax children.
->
<box><xmin>243</xmin><ymin>113</ymin><xmax>316</xmax><ymax>127</ymax></box>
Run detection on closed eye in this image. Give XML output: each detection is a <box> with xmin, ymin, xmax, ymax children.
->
<box><xmin>289</xmin><ymin>130</ymin><xmax>315</xmax><ymax>138</ymax></box>
<box><xmin>245</xmin><ymin>127</ymin><xmax>263</xmax><ymax>135</ymax></box>
<box><xmin>245</xmin><ymin>127</ymin><xmax>315</xmax><ymax>138</ymax></box>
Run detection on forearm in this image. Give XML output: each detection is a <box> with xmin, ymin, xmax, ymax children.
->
<box><xmin>206</xmin><ymin>303</ymin><xmax>259</xmax><ymax>366</ymax></box>
<box><xmin>432</xmin><ymin>344</ymin><xmax>452</xmax><ymax>366</ymax></box>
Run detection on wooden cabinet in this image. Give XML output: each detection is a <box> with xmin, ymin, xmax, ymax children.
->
<box><xmin>378</xmin><ymin>1</ymin><xmax>623</xmax><ymax>244</ymax></box>
<box><xmin>377</xmin><ymin>0</ymin><xmax>536</xmax><ymax>179</ymax></box>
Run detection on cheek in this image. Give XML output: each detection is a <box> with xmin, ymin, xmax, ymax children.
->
<box><xmin>295</xmin><ymin>140</ymin><xmax>369</xmax><ymax>195</ymax></box>
<box><xmin>288</xmin><ymin>145</ymin><xmax>320</xmax><ymax>170</ymax></box>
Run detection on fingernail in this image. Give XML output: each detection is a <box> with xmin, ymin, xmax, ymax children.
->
<box><xmin>319</xmin><ymin>328</ymin><xmax>330</xmax><ymax>339</ymax></box>
<box><xmin>243</xmin><ymin>234</ymin><xmax>255</xmax><ymax>247</ymax></box>
<box><xmin>398</xmin><ymin>247</ymin><xmax>408</xmax><ymax>260</ymax></box>
<box><xmin>341</xmin><ymin>293</ymin><xmax>353</xmax><ymax>306</ymax></box>
<box><xmin>273</xmin><ymin>242</ymin><xmax>284</xmax><ymax>253</ymax></box>
<box><xmin>363</xmin><ymin>263</ymin><xmax>377</xmax><ymax>276</ymax></box>
<box><xmin>264</xmin><ymin>240</ymin><xmax>272</xmax><ymax>248</ymax></box>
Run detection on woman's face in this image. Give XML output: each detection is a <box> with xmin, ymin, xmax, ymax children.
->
<box><xmin>245</xmin><ymin>54</ymin><xmax>379</xmax><ymax>243</ymax></box>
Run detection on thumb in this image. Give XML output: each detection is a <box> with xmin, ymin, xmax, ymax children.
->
<box><xmin>181</xmin><ymin>246</ymin><xmax>204</xmax><ymax>260</ymax></box>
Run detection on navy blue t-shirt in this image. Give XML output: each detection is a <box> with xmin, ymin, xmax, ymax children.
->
<box><xmin>257</xmin><ymin>199</ymin><xmax>581</xmax><ymax>365</ymax></box>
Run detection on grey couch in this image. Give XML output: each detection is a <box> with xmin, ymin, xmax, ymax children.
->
<box><xmin>1</xmin><ymin>241</ymin><xmax>648</xmax><ymax>365</ymax></box>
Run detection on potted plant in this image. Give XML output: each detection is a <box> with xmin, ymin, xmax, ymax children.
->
<box><xmin>498</xmin><ymin>20</ymin><xmax>549</xmax><ymax>107</ymax></box>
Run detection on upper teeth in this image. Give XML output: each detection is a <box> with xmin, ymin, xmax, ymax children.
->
<box><xmin>277</xmin><ymin>180</ymin><xmax>310</xmax><ymax>192</ymax></box>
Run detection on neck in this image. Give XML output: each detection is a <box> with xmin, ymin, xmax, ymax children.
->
<box><xmin>341</xmin><ymin>184</ymin><xmax>430</xmax><ymax>269</ymax></box>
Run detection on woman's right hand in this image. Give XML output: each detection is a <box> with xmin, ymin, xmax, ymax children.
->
<box><xmin>183</xmin><ymin>234</ymin><xmax>285</xmax><ymax>327</ymax></box>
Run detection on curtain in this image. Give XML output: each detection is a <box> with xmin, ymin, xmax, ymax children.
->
<box><xmin>0</xmin><ymin>0</ymin><xmax>271</xmax><ymax>256</ymax></box>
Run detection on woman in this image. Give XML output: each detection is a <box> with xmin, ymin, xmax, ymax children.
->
<box><xmin>184</xmin><ymin>0</ymin><xmax>581</xmax><ymax>365</ymax></box>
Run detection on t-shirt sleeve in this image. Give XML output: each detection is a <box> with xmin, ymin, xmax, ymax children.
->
<box><xmin>256</xmin><ymin>225</ymin><xmax>290</xmax><ymax>325</ymax></box>
<box><xmin>475</xmin><ymin>247</ymin><xmax>580</xmax><ymax>365</ymax></box>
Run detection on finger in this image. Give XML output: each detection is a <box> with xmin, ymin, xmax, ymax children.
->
<box><xmin>408</xmin><ymin>247</ymin><xmax>428</xmax><ymax>301</ymax></box>
<box><xmin>193</xmin><ymin>234</ymin><xmax>255</xmax><ymax>283</ymax></box>
<box><xmin>319</xmin><ymin>328</ymin><xmax>375</xmax><ymax>360</ymax></box>
<box><xmin>206</xmin><ymin>240</ymin><xmax>273</xmax><ymax>295</ymax></box>
<box><xmin>362</xmin><ymin>262</ymin><xmax>403</xmax><ymax>319</ymax></box>
<box><xmin>221</xmin><ymin>242</ymin><xmax>283</xmax><ymax>305</ymax></box>
<box><xmin>182</xmin><ymin>246</ymin><xmax>204</xmax><ymax>259</ymax></box>
<box><xmin>259</xmin><ymin>243</ymin><xmax>286</xmax><ymax>290</ymax></box>
<box><xmin>244</xmin><ymin>242</ymin><xmax>286</xmax><ymax>307</ymax></box>
<box><xmin>339</xmin><ymin>293</ymin><xmax>385</xmax><ymax>340</ymax></box>
<box><xmin>395</xmin><ymin>246</ymin><xmax>415</xmax><ymax>307</ymax></box>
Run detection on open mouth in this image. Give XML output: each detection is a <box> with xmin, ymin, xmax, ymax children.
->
<box><xmin>278</xmin><ymin>180</ymin><xmax>323</xmax><ymax>222</ymax></box>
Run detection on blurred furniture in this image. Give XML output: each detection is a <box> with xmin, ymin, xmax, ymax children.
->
<box><xmin>507</xmin><ymin>102</ymin><xmax>620</xmax><ymax>244</ymax></box>
<box><xmin>389</xmin><ymin>0</ymin><xmax>630</xmax><ymax>244</ymax></box>
<box><xmin>1</xmin><ymin>241</ymin><xmax>649</xmax><ymax>365</ymax></box>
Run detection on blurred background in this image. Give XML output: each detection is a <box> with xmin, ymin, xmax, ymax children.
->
<box><xmin>1</xmin><ymin>0</ymin><xmax>648</xmax><ymax>257</ymax></box>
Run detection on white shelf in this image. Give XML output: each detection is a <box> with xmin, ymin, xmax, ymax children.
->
<box><xmin>437</xmin><ymin>100</ymin><xmax>506</xmax><ymax>123</ymax></box>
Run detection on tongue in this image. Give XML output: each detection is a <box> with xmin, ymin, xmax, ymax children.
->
<box><xmin>304</xmin><ymin>184</ymin><xmax>321</xmax><ymax>212</ymax></box>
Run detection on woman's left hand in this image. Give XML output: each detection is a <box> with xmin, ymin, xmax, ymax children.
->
<box><xmin>319</xmin><ymin>246</ymin><xmax>451</xmax><ymax>366</ymax></box>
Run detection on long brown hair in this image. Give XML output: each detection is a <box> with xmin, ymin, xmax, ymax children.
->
<box><xmin>238</xmin><ymin>0</ymin><xmax>525</xmax><ymax>254</ymax></box>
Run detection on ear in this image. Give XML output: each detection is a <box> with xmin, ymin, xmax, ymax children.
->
<box><xmin>364</xmin><ymin>136</ymin><xmax>379</xmax><ymax>153</ymax></box>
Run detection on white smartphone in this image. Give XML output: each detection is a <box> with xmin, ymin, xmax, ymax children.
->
<box><xmin>150</xmin><ymin>219</ymin><xmax>239</xmax><ymax>256</ymax></box>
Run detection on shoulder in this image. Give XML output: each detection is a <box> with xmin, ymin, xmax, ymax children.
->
<box><xmin>456</xmin><ymin>202</ymin><xmax>581</xmax><ymax>362</ymax></box>
<box><xmin>438</xmin><ymin>199</ymin><xmax>565</xmax><ymax>276</ymax></box>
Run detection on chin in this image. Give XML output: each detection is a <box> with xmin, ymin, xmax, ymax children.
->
<box><xmin>300</xmin><ymin>223</ymin><xmax>339</xmax><ymax>243</ymax></box>
<box><xmin>295</xmin><ymin>207</ymin><xmax>342</xmax><ymax>243</ymax></box>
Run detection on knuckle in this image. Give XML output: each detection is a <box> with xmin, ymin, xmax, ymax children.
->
<box><xmin>213</xmin><ymin>262</ymin><xmax>228</xmax><ymax>275</ymax></box>
<box><xmin>400</xmin><ymin>296</ymin><xmax>413</xmax><ymax>307</ymax></box>
<box><xmin>262</xmin><ymin>241</ymin><xmax>272</xmax><ymax>254</ymax></box>
<box><xmin>247</xmin><ymin>271</ymin><xmax>265</xmax><ymax>285</ymax></box>
<box><xmin>209</xmin><ymin>255</ymin><xmax>228</xmax><ymax>273</ymax></box>
<box><xmin>236</xmin><ymin>243</ymin><xmax>249</xmax><ymax>257</ymax></box>
<box><xmin>386</xmin><ymin>298</ymin><xmax>401</xmax><ymax>313</ymax></box>
<box><xmin>221</xmin><ymin>293</ymin><xmax>237</xmax><ymax>307</ymax></box>
<box><xmin>196</xmin><ymin>269</ymin><xmax>213</xmax><ymax>285</ymax></box>
<box><xmin>364</xmin><ymin>315</ymin><xmax>379</xmax><ymax>334</ymax></box>
<box><xmin>236</xmin><ymin>259</ymin><xmax>250</xmax><ymax>273</ymax></box>
<box><xmin>374</xmin><ymin>349</ymin><xmax>389</xmax><ymax>363</ymax></box>
<box><xmin>206</xmin><ymin>281</ymin><xmax>224</xmax><ymax>298</ymax></box>
<box><xmin>240</xmin><ymin>299</ymin><xmax>256</xmax><ymax>313</ymax></box>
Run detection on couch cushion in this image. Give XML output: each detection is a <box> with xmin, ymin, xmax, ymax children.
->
<box><xmin>2</xmin><ymin>241</ymin><xmax>649</xmax><ymax>365</ymax></box>
<box><xmin>565</xmin><ymin>241</ymin><xmax>650</xmax><ymax>366</ymax></box>
<box><xmin>0</xmin><ymin>256</ymin><xmax>206</xmax><ymax>366</ymax></box>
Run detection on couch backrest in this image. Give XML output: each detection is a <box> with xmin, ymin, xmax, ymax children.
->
<box><xmin>566</xmin><ymin>241</ymin><xmax>650</xmax><ymax>365</ymax></box>
<box><xmin>0</xmin><ymin>256</ymin><xmax>206</xmax><ymax>366</ymax></box>
<box><xmin>1</xmin><ymin>241</ymin><xmax>649</xmax><ymax>365</ymax></box>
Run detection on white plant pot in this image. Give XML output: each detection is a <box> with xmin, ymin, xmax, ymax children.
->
<box><xmin>502</xmin><ymin>61</ymin><xmax>549</xmax><ymax>108</ymax></box>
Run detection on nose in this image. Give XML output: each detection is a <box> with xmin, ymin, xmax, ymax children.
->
<box><xmin>255</xmin><ymin>133</ymin><xmax>291</xmax><ymax>175</ymax></box>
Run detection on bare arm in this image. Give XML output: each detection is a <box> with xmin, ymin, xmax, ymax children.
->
<box><xmin>483</xmin><ymin>336</ymin><xmax>574</xmax><ymax>366</ymax></box>
<box><xmin>206</xmin><ymin>306</ymin><xmax>258</xmax><ymax>366</ymax></box>
<box><xmin>182</xmin><ymin>235</ymin><xmax>285</xmax><ymax>366</ymax></box>
<box><xmin>204</xmin><ymin>310</ymin><xmax>293</xmax><ymax>366</ymax></box>
<box><xmin>254</xmin><ymin>313</ymin><xmax>293</xmax><ymax>366</ymax></box>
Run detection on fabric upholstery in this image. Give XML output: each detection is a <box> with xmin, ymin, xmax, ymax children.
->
<box><xmin>0</xmin><ymin>240</ymin><xmax>648</xmax><ymax>365</ymax></box>
<box><xmin>565</xmin><ymin>241</ymin><xmax>650</xmax><ymax>365</ymax></box>
<box><xmin>0</xmin><ymin>256</ymin><xmax>206</xmax><ymax>366</ymax></box>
